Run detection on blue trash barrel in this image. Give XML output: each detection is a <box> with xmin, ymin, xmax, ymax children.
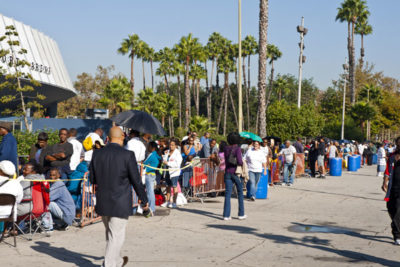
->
<box><xmin>372</xmin><ymin>154</ymin><xmax>378</xmax><ymax>165</ymax></box>
<box><xmin>330</xmin><ymin>158</ymin><xmax>342</xmax><ymax>176</ymax></box>
<box><xmin>354</xmin><ymin>155</ymin><xmax>361</xmax><ymax>169</ymax></box>
<box><xmin>348</xmin><ymin>156</ymin><xmax>357</xmax><ymax>172</ymax></box>
<box><xmin>256</xmin><ymin>169</ymin><xmax>269</xmax><ymax>199</ymax></box>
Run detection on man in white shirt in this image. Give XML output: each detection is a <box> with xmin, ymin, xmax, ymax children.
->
<box><xmin>68</xmin><ymin>128</ymin><xmax>84</xmax><ymax>171</ymax></box>
<box><xmin>357</xmin><ymin>142</ymin><xmax>365</xmax><ymax>166</ymax></box>
<box><xmin>83</xmin><ymin>128</ymin><xmax>104</xmax><ymax>163</ymax></box>
<box><xmin>280</xmin><ymin>140</ymin><xmax>297</xmax><ymax>186</ymax></box>
<box><xmin>125</xmin><ymin>130</ymin><xmax>146</xmax><ymax>163</ymax></box>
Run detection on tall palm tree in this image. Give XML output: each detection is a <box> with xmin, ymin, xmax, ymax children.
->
<box><xmin>206</xmin><ymin>32</ymin><xmax>223</xmax><ymax>120</ymax></box>
<box><xmin>355</xmin><ymin>19</ymin><xmax>372</xmax><ymax>69</ymax></box>
<box><xmin>336</xmin><ymin>0</ymin><xmax>369</xmax><ymax>105</ymax></box>
<box><xmin>146</xmin><ymin>46</ymin><xmax>156</xmax><ymax>89</ymax></box>
<box><xmin>257</xmin><ymin>0</ymin><xmax>269</xmax><ymax>136</ymax></box>
<box><xmin>137</xmin><ymin>41</ymin><xmax>149</xmax><ymax>90</ymax></box>
<box><xmin>117</xmin><ymin>34</ymin><xmax>141</xmax><ymax>102</ymax></box>
<box><xmin>265</xmin><ymin>44</ymin><xmax>282</xmax><ymax>107</ymax></box>
<box><xmin>156</xmin><ymin>47</ymin><xmax>175</xmax><ymax>93</ymax></box>
<box><xmin>171</xmin><ymin>59</ymin><xmax>184</xmax><ymax>128</ymax></box>
<box><xmin>243</xmin><ymin>35</ymin><xmax>258</xmax><ymax>92</ymax></box>
<box><xmin>174</xmin><ymin>33</ymin><xmax>203</xmax><ymax>130</ymax></box>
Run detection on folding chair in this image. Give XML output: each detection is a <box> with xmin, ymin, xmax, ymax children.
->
<box><xmin>15</xmin><ymin>181</ymin><xmax>50</xmax><ymax>240</ymax></box>
<box><xmin>0</xmin><ymin>193</ymin><xmax>17</xmax><ymax>247</ymax></box>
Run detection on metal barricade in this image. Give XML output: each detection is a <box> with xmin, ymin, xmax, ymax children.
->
<box><xmin>79</xmin><ymin>172</ymin><xmax>102</xmax><ymax>227</ymax></box>
<box><xmin>189</xmin><ymin>158</ymin><xmax>225</xmax><ymax>202</ymax></box>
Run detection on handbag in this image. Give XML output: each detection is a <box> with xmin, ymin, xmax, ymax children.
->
<box><xmin>227</xmin><ymin>148</ymin><xmax>238</xmax><ymax>165</ymax></box>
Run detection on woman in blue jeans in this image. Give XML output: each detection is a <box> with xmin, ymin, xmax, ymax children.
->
<box><xmin>223</xmin><ymin>133</ymin><xmax>246</xmax><ymax>220</ymax></box>
<box><xmin>144</xmin><ymin>142</ymin><xmax>161</xmax><ymax>214</ymax></box>
<box><xmin>244</xmin><ymin>141</ymin><xmax>267</xmax><ymax>201</ymax></box>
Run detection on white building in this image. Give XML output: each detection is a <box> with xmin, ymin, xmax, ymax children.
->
<box><xmin>0</xmin><ymin>13</ymin><xmax>76</xmax><ymax>117</ymax></box>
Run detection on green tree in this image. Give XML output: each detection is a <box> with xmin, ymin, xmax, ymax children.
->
<box><xmin>189</xmin><ymin>115</ymin><xmax>216</xmax><ymax>135</ymax></box>
<box><xmin>117</xmin><ymin>34</ymin><xmax>141</xmax><ymax>102</ymax></box>
<box><xmin>98</xmin><ymin>76</ymin><xmax>133</xmax><ymax>115</ymax></box>
<box><xmin>174</xmin><ymin>34</ymin><xmax>203</xmax><ymax>130</ymax></box>
<box><xmin>350</xmin><ymin>101</ymin><xmax>376</xmax><ymax>135</ymax></box>
<box><xmin>336</xmin><ymin>0</ymin><xmax>370</xmax><ymax>105</ymax></box>
<box><xmin>0</xmin><ymin>25</ymin><xmax>44</xmax><ymax>131</ymax></box>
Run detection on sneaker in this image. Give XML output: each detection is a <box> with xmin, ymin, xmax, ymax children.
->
<box><xmin>45</xmin><ymin>229</ymin><xmax>53</xmax><ymax>236</ymax></box>
<box><xmin>395</xmin><ymin>239</ymin><xmax>400</xmax><ymax>246</ymax></box>
<box><xmin>250</xmin><ymin>196</ymin><xmax>256</xmax><ymax>201</ymax></box>
<box><xmin>238</xmin><ymin>215</ymin><xmax>247</xmax><ymax>220</ymax></box>
<box><xmin>167</xmin><ymin>203</ymin><xmax>177</xmax><ymax>208</ymax></box>
<box><xmin>281</xmin><ymin>183</ymin><xmax>286</xmax><ymax>186</ymax></box>
<box><xmin>223</xmin><ymin>217</ymin><xmax>231</xmax><ymax>221</ymax></box>
<box><xmin>287</xmin><ymin>183</ymin><xmax>292</xmax><ymax>187</ymax></box>
<box><xmin>161</xmin><ymin>202</ymin><xmax>169</xmax><ymax>208</ymax></box>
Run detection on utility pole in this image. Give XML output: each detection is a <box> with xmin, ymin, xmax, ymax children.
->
<box><xmin>238</xmin><ymin>0</ymin><xmax>243</xmax><ymax>133</ymax></box>
<box><xmin>296</xmin><ymin>17</ymin><xmax>307</xmax><ymax>108</ymax></box>
<box><xmin>341</xmin><ymin>59</ymin><xmax>349</xmax><ymax>140</ymax></box>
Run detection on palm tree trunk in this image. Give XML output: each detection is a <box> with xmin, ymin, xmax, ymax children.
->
<box><xmin>350</xmin><ymin>21</ymin><xmax>356</xmax><ymax>105</ymax></box>
<box><xmin>228</xmin><ymin>86</ymin><xmax>238</xmax><ymax>128</ymax></box>
<box><xmin>257</xmin><ymin>0</ymin><xmax>269</xmax><ymax>137</ymax></box>
<box><xmin>223</xmin><ymin>73</ymin><xmax>229</xmax><ymax>136</ymax></box>
<box><xmin>242</xmin><ymin>60</ymin><xmax>250</xmax><ymax>131</ymax></box>
<box><xmin>130</xmin><ymin>54</ymin><xmax>135</xmax><ymax>103</ymax></box>
<box><xmin>184</xmin><ymin>58</ymin><xmax>190</xmax><ymax>130</ymax></box>
<box><xmin>247</xmin><ymin>55</ymin><xmax>251</xmax><ymax>91</ymax></box>
<box><xmin>216</xmin><ymin>82</ymin><xmax>227</xmax><ymax>134</ymax></box>
<box><xmin>192</xmin><ymin>78</ymin><xmax>198</xmax><ymax>115</ymax></box>
<box><xmin>266</xmin><ymin>60</ymin><xmax>274</xmax><ymax>108</ymax></box>
<box><xmin>196</xmin><ymin>78</ymin><xmax>200</xmax><ymax>115</ymax></box>
<box><xmin>150</xmin><ymin>59</ymin><xmax>154</xmax><ymax>89</ymax></box>
<box><xmin>360</xmin><ymin>34</ymin><xmax>364</xmax><ymax>70</ymax></box>
<box><xmin>204</xmin><ymin>61</ymin><xmax>210</xmax><ymax>120</ymax></box>
<box><xmin>177</xmin><ymin>75</ymin><xmax>182</xmax><ymax>128</ymax></box>
<box><xmin>164</xmin><ymin>74</ymin><xmax>169</xmax><ymax>93</ymax></box>
<box><xmin>142</xmin><ymin>59</ymin><xmax>146</xmax><ymax>90</ymax></box>
<box><xmin>208</xmin><ymin>58</ymin><xmax>215</xmax><ymax>121</ymax></box>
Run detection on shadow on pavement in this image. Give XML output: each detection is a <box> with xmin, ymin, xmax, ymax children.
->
<box><xmin>176</xmin><ymin>208</ymin><xmax>222</xmax><ymax>220</ymax></box>
<box><xmin>31</xmin><ymin>241</ymin><xmax>102</xmax><ymax>266</ymax></box>
<box><xmin>207</xmin><ymin>224</ymin><xmax>400</xmax><ymax>267</ymax></box>
<box><xmin>287</xmin><ymin>187</ymin><xmax>382</xmax><ymax>201</ymax></box>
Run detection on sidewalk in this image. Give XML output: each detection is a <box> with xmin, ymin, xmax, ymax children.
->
<box><xmin>0</xmin><ymin>165</ymin><xmax>398</xmax><ymax>267</ymax></box>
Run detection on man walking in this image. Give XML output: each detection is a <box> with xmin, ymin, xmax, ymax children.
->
<box><xmin>281</xmin><ymin>140</ymin><xmax>297</xmax><ymax>186</ymax></box>
<box><xmin>317</xmin><ymin>137</ymin><xmax>326</xmax><ymax>178</ymax></box>
<box><xmin>90</xmin><ymin>126</ymin><xmax>149</xmax><ymax>267</ymax></box>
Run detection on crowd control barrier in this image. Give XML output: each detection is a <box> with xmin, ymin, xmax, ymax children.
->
<box><xmin>79</xmin><ymin>173</ymin><xmax>102</xmax><ymax>227</ymax></box>
<box><xmin>189</xmin><ymin>158</ymin><xmax>225</xmax><ymax>202</ymax></box>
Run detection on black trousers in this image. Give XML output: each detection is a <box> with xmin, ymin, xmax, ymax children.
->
<box><xmin>387</xmin><ymin>192</ymin><xmax>400</xmax><ymax>240</ymax></box>
<box><xmin>309</xmin><ymin>158</ymin><xmax>316</xmax><ymax>177</ymax></box>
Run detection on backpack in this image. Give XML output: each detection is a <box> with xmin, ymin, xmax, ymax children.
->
<box><xmin>227</xmin><ymin>147</ymin><xmax>238</xmax><ymax>165</ymax></box>
<box><xmin>83</xmin><ymin>136</ymin><xmax>93</xmax><ymax>151</ymax></box>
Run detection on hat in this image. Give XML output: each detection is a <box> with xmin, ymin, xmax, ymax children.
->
<box><xmin>0</xmin><ymin>160</ymin><xmax>16</xmax><ymax>177</ymax></box>
<box><xmin>95</xmin><ymin>139</ymin><xmax>105</xmax><ymax>147</ymax></box>
<box><xmin>0</xmin><ymin>121</ymin><xmax>11</xmax><ymax>132</ymax></box>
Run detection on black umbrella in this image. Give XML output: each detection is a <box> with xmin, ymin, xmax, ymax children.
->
<box><xmin>264</xmin><ymin>136</ymin><xmax>282</xmax><ymax>143</ymax></box>
<box><xmin>111</xmin><ymin>110</ymin><xmax>166</xmax><ymax>136</ymax></box>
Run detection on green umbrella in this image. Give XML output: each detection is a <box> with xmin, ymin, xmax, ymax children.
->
<box><xmin>239</xmin><ymin>132</ymin><xmax>263</xmax><ymax>142</ymax></box>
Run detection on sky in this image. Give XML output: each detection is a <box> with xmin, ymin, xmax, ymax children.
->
<box><xmin>1</xmin><ymin>0</ymin><xmax>399</xmax><ymax>92</ymax></box>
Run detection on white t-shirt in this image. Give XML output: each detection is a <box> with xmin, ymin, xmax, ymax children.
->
<box><xmin>260</xmin><ymin>146</ymin><xmax>269</xmax><ymax>157</ymax></box>
<box><xmin>0</xmin><ymin>176</ymin><xmax>23</xmax><ymax>221</ymax></box>
<box><xmin>125</xmin><ymin>137</ymin><xmax>146</xmax><ymax>163</ymax></box>
<box><xmin>281</xmin><ymin>145</ymin><xmax>297</xmax><ymax>163</ymax></box>
<box><xmin>377</xmin><ymin>147</ymin><xmax>386</xmax><ymax>166</ymax></box>
<box><xmin>245</xmin><ymin>148</ymin><xmax>267</xmax><ymax>173</ymax></box>
<box><xmin>357</xmin><ymin>144</ymin><xmax>364</xmax><ymax>155</ymax></box>
<box><xmin>68</xmin><ymin>137</ymin><xmax>83</xmax><ymax>171</ymax></box>
<box><xmin>328</xmin><ymin>145</ymin><xmax>337</xmax><ymax>159</ymax></box>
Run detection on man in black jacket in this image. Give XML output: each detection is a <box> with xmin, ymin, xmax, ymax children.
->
<box><xmin>90</xmin><ymin>126</ymin><xmax>148</xmax><ymax>267</ymax></box>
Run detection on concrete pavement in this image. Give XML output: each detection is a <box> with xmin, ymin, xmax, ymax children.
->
<box><xmin>0</xmin><ymin>165</ymin><xmax>398</xmax><ymax>267</ymax></box>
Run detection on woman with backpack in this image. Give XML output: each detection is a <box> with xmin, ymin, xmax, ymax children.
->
<box><xmin>223</xmin><ymin>133</ymin><xmax>246</xmax><ymax>220</ymax></box>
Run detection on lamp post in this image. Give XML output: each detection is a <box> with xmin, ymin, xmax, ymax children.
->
<box><xmin>297</xmin><ymin>17</ymin><xmax>308</xmax><ymax>108</ymax></box>
<box><xmin>341</xmin><ymin>60</ymin><xmax>349</xmax><ymax>140</ymax></box>
<box><xmin>238</xmin><ymin>0</ymin><xmax>243</xmax><ymax>133</ymax></box>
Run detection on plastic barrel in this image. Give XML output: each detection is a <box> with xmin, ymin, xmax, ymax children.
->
<box><xmin>372</xmin><ymin>154</ymin><xmax>378</xmax><ymax>165</ymax></box>
<box><xmin>256</xmin><ymin>170</ymin><xmax>269</xmax><ymax>199</ymax></box>
<box><xmin>329</xmin><ymin>158</ymin><xmax>342</xmax><ymax>176</ymax></box>
<box><xmin>348</xmin><ymin>156</ymin><xmax>357</xmax><ymax>172</ymax></box>
<box><xmin>354</xmin><ymin>155</ymin><xmax>361</xmax><ymax>169</ymax></box>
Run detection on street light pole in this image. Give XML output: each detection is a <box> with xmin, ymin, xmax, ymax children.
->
<box><xmin>297</xmin><ymin>17</ymin><xmax>307</xmax><ymax>108</ymax></box>
<box><xmin>341</xmin><ymin>59</ymin><xmax>349</xmax><ymax>140</ymax></box>
<box><xmin>238</xmin><ymin>0</ymin><xmax>243</xmax><ymax>133</ymax></box>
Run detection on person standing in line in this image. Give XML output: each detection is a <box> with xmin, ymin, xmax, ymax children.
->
<box><xmin>377</xmin><ymin>143</ymin><xmax>386</xmax><ymax>177</ymax></box>
<box><xmin>244</xmin><ymin>141</ymin><xmax>267</xmax><ymax>201</ymax></box>
<box><xmin>29</xmin><ymin>132</ymin><xmax>49</xmax><ymax>168</ymax></box>
<box><xmin>293</xmin><ymin>137</ymin><xmax>304</xmax><ymax>154</ymax></box>
<box><xmin>162</xmin><ymin>139</ymin><xmax>183</xmax><ymax>208</ymax></box>
<box><xmin>0</xmin><ymin>122</ymin><xmax>18</xmax><ymax>173</ymax></box>
<box><xmin>317</xmin><ymin>138</ymin><xmax>326</xmax><ymax>178</ymax></box>
<box><xmin>328</xmin><ymin>141</ymin><xmax>338</xmax><ymax>160</ymax></box>
<box><xmin>308</xmin><ymin>140</ymin><xmax>318</xmax><ymax>178</ymax></box>
<box><xmin>280</xmin><ymin>140</ymin><xmax>297</xmax><ymax>186</ymax></box>
<box><xmin>223</xmin><ymin>133</ymin><xmax>246</xmax><ymax>220</ymax></box>
<box><xmin>143</xmin><ymin>141</ymin><xmax>161</xmax><ymax>215</ymax></box>
<box><xmin>44</xmin><ymin>128</ymin><xmax>73</xmax><ymax>178</ymax></box>
<box><xmin>357</xmin><ymin>142</ymin><xmax>365</xmax><ymax>166</ymax></box>
<box><xmin>83</xmin><ymin>128</ymin><xmax>104</xmax><ymax>163</ymax></box>
<box><xmin>200</xmin><ymin>132</ymin><xmax>211</xmax><ymax>146</ymax></box>
<box><xmin>68</xmin><ymin>128</ymin><xmax>84</xmax><ymax>172</ymax></box>
<box><xmin>90</xmin><ymin>127</ymin><xmax>149</xmax><ymax>267</ymax></box>
<box><xmin>125</xmin><ymin>130</ymin><xmax>146</xmax><ymax>165</ymax></box>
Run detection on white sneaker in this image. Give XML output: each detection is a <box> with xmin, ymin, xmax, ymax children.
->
<box><xmin>238</xmin><ymin>215</ymin><xmax>247</xmax><ymax>220</ymax></box>
<box><xmin>395</xmin><ymin>239</ymin><xmax>400</xmax><ymax>246</ymax></box>
<box><xmin>281</xmin><ymin>183</ymin><xmax>286</xmax><ymax>186</ymax></box>
<box><xmin>223</xmin><ymin>217</ymin><xmax>231</xmax><ymax>221</ymax></box>
<box><xmin>160</xmin><ymin>202</ymin><xmax>169</xmax><ymax>208</ymax></box>
<box><xmin>168</xmin><ymin>203</ymin><xmax>177</xmax><ymax>208</ymax></box>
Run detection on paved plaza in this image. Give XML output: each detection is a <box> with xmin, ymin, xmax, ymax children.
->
<box><xmin>0</xmin><ymin>165</ymin><xmax>398</xmax><ymax>267</ymax></box>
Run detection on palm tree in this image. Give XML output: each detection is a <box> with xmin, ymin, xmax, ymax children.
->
<box><xmin>336</xmin><ymin>0</ymin><xmax>370</xmax><ymax>105</ymax></box>
<box><xmin>265</xmin><ymin>44</ymin><xmax>282</xmax><ymax>107</ymax></box>
<box><xmin>189</xmin><ymin>64</ymin><xmax>206</xmax><ymax>116</ymax></box>
<box><xmin>171</xmin><ymin>59</ymin><xmax>185</xmax><ymax>128</ymax></box>
<box><xmin>146</xmin><ymin>46</ymin><xmax>156</xmax><ymax>89</ymax></box>
<box><xmin>206</xmin><ymin>32</ymin><xmax>223</xmax><ymax>120</ymax></box>
<box><xmin>137</xmin><ymin>41</ymin><xmax>150</xmax><ymax>90</ymax></box>
<box><xmin>156</xmin><ymin>47</ymin><xmax>175</xmax><ymax>93</ymax></box>
<box><xmin>243</xmin><ymin>35</ymin><xmax>258</xmax><ymax>92</ymax></box>
<box><xmin>117</xmin><ymin>34</ymin><xmax>141</xmax><ymax>102</ymax></box>
<box><xmin>355</xmin><ymin>19</ymin><xmax>372</xmax><ymax>69</ymax></box>
<box><xmin>257</xmin><ymin>0</ymin><xmax>269</xmax><ymax>136</ymax></box>
<box><xmin>174</xmin><ymin>33</ymin><xmax>203</xmax><ymax>130</ymax></box>
<box><xmin>99</xmin><ymin>76</ymin><xmax>133</xmax><ymax>116</ymax></box>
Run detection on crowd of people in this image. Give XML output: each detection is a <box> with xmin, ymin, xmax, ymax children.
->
<box><xmin>0</xmin><ymin>121</ymin><xmax>398</xmax><ymax>248</ymax></box>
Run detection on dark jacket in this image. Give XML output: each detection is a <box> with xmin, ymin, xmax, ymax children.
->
<box><xmin>0</xmin><ymin>132</ymin><xmax>18</xmax><ymax>172</ymax></box>
<box><xmin>89</xmin><ymin>143</ymin><xmax>148</xmax><ymax>218</ymax></box>
<box><xmin>224</xmin><ymin>145</ymin><xmax>243</xmax><ymax>174</ymax></box>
